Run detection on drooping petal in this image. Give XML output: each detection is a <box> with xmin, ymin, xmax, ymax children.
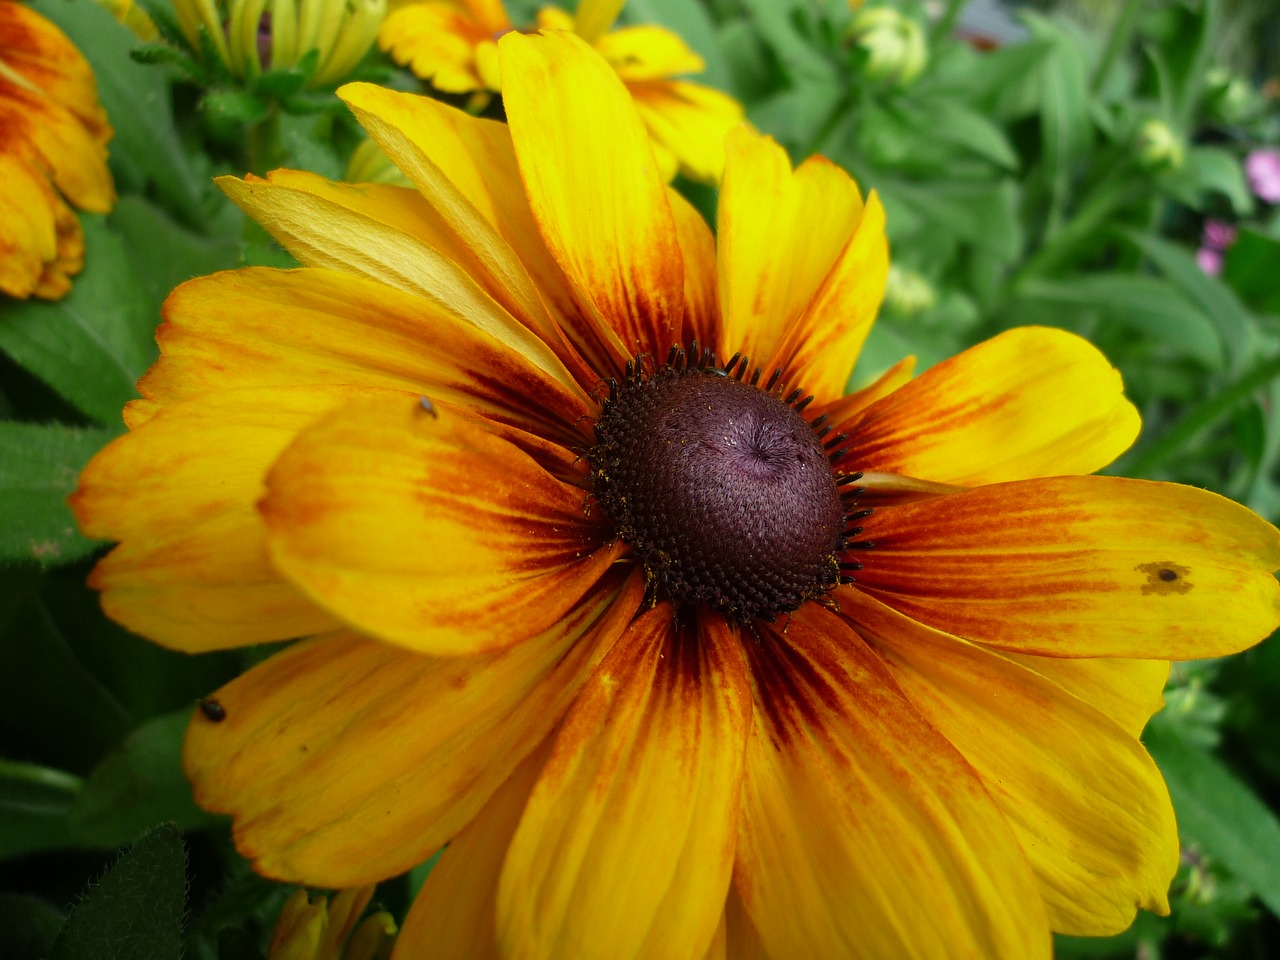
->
<box><xmin>627</xmin><ymin>80</ymin><xmax>744</xmax><ymax>184</ymax></box>
<box><xmin>735</xmin><ymin>604</ymin><xmax>1049</xmax><ymax>959</ymax></box>
<box><xmin>184</xmin><ymin>569</ymin><xmax>643</xmax><ymax>886</ymax></box>
<box><xmin>1001</xmin><ymin>653</ymin><xmax>1169</xmax><ymax>738</ymax></box>
<box><xmin>497</xmin><ymin>607</ymin><xmax>751</xmax><ymax>960</ymax></box>
<box><xmin>850</xmin><ymin>475</ymin><xmax>1280</xmax><ymax>658</ymax></box>
<box><xmin>140</xmin><ymin>266</ymin><xmax>588</xmax><ymax>443</ymax></box>
<box><xmin>852</xmin><ymin>595</ymin><xmax>1178</xmax><ymax>935</ymax></box>
<box><xmin>500</xmin><ymin>30</ymin><xmax>685</xmax><ymax>362</ymax></box>
<box><xmin>70</xmin><ymin>386</ymin><xmax>372</xmax><ymax>651</ymax></box>
<box><xmin>260</xmin><ymin>395</ymin><xmax>617</xmax><ymax>655</ymax></box>
<box><xmin>717</xmin><ymin>128</ymin><xmax>866</xmax><ymax>381</ymax></box>
<box><xmin>772</xmin><ymin>192</ymin><xmax>888</xmax><ymax>399</ymax></box>
<box><xmin>395</xmin><ymin>744</ymin><xmax>548</xmax><ymax>960</ymax></box>
<box><xmin>839</xmin><ymin>327</ymin><xmax>1140</xmax><ymax>484</ymax></box>
<box><xmin>215</xmin><ymin>173</ymin><xmax>573</xmax><ymax>390</ymax></box>
<box><xmin>337</xmin><ymin>81</ymin><xmax>616</xmax><ymax>385</ymax></box>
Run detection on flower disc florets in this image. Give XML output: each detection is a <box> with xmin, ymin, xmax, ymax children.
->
<box><xmin>588</xmin><ymin>346</ymin><xmax>850</xmax><ymax>623</ymax></box>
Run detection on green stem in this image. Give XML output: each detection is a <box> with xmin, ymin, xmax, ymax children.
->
<box><xmin>1011</xmin><ymin>171</ymin><xmax>1133</xmax><ymax>287</ymax></box>
<box><xmin>802</xmin><ymin>91</ymin><xmax>854</xmax><ymax>160</ymax></box>
<box><xmin>247</xmin><ymin>103</ymin><xmax>282</xmax><ymax>176</ymax></box>
<box><xmin>1089</xmin><ymin>0</ymin><xmax>1142</xmax><ymax>94</ymax></box>
<box><xmin>1128</xmin><ymin>353</ymin><xmax>1280</xmax><ymax>477</ymax></box>
<box><xmin>0</xmin><ymin>759</ymin><xmax>84</xmax><ymax>793</ymax></box>
<box><xmin>929</xmin><ymin>0</ymin><xmax>968</xmax><ymax>47</ymax></box>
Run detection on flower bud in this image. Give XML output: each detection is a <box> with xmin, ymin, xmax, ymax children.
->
<box><xmin>847</xmin><ymin>6</ymin><xmax>928</xmax><ymax>88</ymax></box>
<box><xmin>1136</xmin><ymin>118</ymin><xmax>1184</xmax><ymax>171</ymax></box>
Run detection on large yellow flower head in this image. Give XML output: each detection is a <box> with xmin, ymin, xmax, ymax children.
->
<box><xmin>379</xmin><ymin>0</ymin><xmax>743</xmax><ymax>183</ymax></box>
<box><xmin>74</xmin><ymin>32</ymin><xmax>1280</xmax><ymax>959</ymax></box>
<box><xmin>0</xmin><ymin>0</ymin><xmax>114</xmax><ymax>300</ymax></box>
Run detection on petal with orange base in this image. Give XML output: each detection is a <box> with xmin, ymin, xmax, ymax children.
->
<box><xmin>140</xmin><ymin>266</ymin><xmax>588</xmax><ymax>443</ymax></box>
<box><xmin>717</xmin><ymin>128</ymin><xmax>866</xmax><ymax>377</ymax></box>
<box><xmin>185</xmin><ymin>570</ymin><xmax>643</xmax><ymax>886</ymax></box>
<box><xmin>496</xmin><ymin>607</ymin><xmax>750</xmax><ymax>960</ymax></box>
<box><xmin>216</xmin><ymin>173</ymin><xmax>573</xmax><ymax>391</ymax></box>
<box><xmin>337</xmin><ymin>82</ymin><xmax>617</xmax><ymax>384</ymax></box>
<box><xmin>628</xmin><ymin>80</ymin><xmax>744</xmax><ymax>184</ymax></box>
<box><xmin>500</xmin><ymin>31</ymin><xmax>685</xmax><ymax>361</ymax></box>
<box><xmin>852</xmin><ymin>475</ymin><xmax>1280</xmax><ymax>659</ymax></box>
<box><xmin>261</xmin><ymin>396</ymin><xmax>616</xmax><ymax>656</ymax></box>
<box><xmin>850</xmin><ymin>591</ymin><xmax>1179</xmax><ymax>934</ymax></box>
<box><xmin>668</xmin><ymin>187</ymin><xmax>719</xmax><ymax>348</ymax></box>
<box><xmin>735</xmin><ymin>605</ymin><xmax>1050</xmax><ymax>960</ymax></box>
<box><xmin>840</xmin><ymin>327</ymin><xmax>1140</xmax><ymax>484</ymax></box>
<box><xmin>69</xmin><ymin>385</ymin><xmax>372</xmax><ymax>652</ymax></box>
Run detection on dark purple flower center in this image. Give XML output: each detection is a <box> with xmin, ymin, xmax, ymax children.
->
<box><xmin>587</xmin><ymin>353</ymin><xmax>849</xmax><ymax>623</ymax></box>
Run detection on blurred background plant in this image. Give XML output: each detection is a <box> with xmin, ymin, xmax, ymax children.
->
<box><xmin>1</xmin><ymin>0</ymin><xmax>1279</xmax><ymax>957</ymax></box>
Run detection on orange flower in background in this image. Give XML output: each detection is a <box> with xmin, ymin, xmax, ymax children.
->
<box><xmin>379</xmin><ymin>0</ymin><xmax>743</xmax><ymax>182</ymax></box>
<box><xmin>0</xmin><ymin>0</ymin><xmax>114</xmax><ymax>300</ymax></box>
<box><xmin>73</xmin><ymin>31</ymin><xmax>1280</xmax><ymax>960</ymax></box>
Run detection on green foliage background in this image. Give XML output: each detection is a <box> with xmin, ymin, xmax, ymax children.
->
<box><xmin>2</xmin><ymin>0</ymin><xmax>1280</xmax><ymax>956</ymax></box>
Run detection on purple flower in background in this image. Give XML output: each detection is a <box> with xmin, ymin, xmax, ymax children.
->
<box><xmin>1196</xmin><ymin>247</ymin><xmax>1224</xmax><ymax>276</ymax></box>
<box><xmin>1196</xmin><ymin>219</ymin><xmax>1237</xmax><ymax>277</ymax></box>
<box><xmin>1246</xmin><ymin>149</ymin><xmax>1280</xmax><ymax>203</ymax></box>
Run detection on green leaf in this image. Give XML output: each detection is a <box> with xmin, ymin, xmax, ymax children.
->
<box><xmin>1164</xmin><ymin>146</ymin><xmax>1255</xmax><ymax>216</ymax></box>
<box><xmin>0</xmin><ymin>893</ymin><xmax>66</xmax><ymax>959</ymax></box>
<box><xmin>0</xmin><ymin>217</ymin><xmax>154</xmax><ymax>424</ymax></box>
<box><xmin>1146</xmin><ymin>721</ymin><xmax>1280</xmax><ymax>920</ymax></box>
<box><xmin>110</xmin><ymin>196</ymin><xmax>242</xmax><ymax>317</ymax></box>
<box><xmin>0</xmin><ymin>421</ymin><xmax>119</xmax><ymax>567</ymax></box>
<box><xmin>1121</xmin><ymin>229</ymin><xmax>1257</xmax><ymax>376</ymax></box>
<box><xmin>1018</xmin><ymin>274</ymin><xmax>1224</xmax><ymax>369</ymax></box>
<box><xmin>69</xmin><ymin>708</ymin><xmax>219</xmax><ymax>848</ymax></box>
<box><xmin>0</xmin><ymin>760</ymin><xmax>83</xmax><ymax>860</ymax></box>
<box><xmin>736</xmin><ymin>0</ymin><xmax>834</xmax><ymax>83</ymax></box>
<box><xmin>50</xmin><ymin>823</ymin><xmax>187</xmax><ymax>960</ymax></box>
<box><xmin>903</xmin><ymin>97</ymin><xmax>1019</xmax><ymax>170</ymax></box>
<box><xmin>1222</xmin><ymin>228</ymin><xmax>1280</xmax><ymax>314</ymax></box>
<box><xmin>202</xmin><ymin>90</ymin><xmax>270</xmax><ymax>126</ymax></box>
<box><xmin>30</xmin><ymin>0</ymin><xmax>207</xmax><ymax>227</ymax></box>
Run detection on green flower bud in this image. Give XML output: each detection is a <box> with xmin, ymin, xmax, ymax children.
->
<box><xmin>847</xmin><ymin>7</ymin><xmax>928</xmax><ymax>88</ymax></box>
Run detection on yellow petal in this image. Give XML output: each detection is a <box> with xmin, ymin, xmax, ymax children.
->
<box><xmin>668</xmin><ymin>187</ymin><xmax>719</xmax><ymax>347</ymax></box>
<box><xmin>500</xmin><ymin>30</ymin><xmax>685</xmax><ymax>362</ymax></box>
<box><xmin>268</xmin><ymin>890</ymin><xmax>328</xmax><ymax>960</ymax></box>
<box><xmin>772</xmin><ymin>191</ymin><xmax>888</xmax><ymax>399</ymax></box>
<box><xmin>0</xmin><ymin>152</ymin><xmax>65</xmax><ymax>299</ymax></box>
<box><xmin>840</xmin><ymin>327</ymin><xmax>1140</xmax><ymax>484</ymax></box>
<box><xmin>141</xmin><ymin>266</ymin><xmax>588</xmax><ymax>444</ymax></box>
<box><xmin>595</xmin><ymin>24</ymin><xmax>703</xmax><ymax>80</ymax></box>
<box><xmin>337</xmin><ymin>82</ymin><xmax>617</xmax><ymax>385</ymax></box>
<box><xmin>378</xmin><ymin>3</ymin><xmax>496</xmax><ymax>93</ymax></box>
<box><xmin>216</xmin><ymin>173</ymin><xmax>573</xmax><ymax>392</ymax></box>
<box><xmin>735</xmin><ymin>605</ymin><xmax>1050</xmax><ymax>959</ymax></box>
<box><xmin>572</xmin><ymin>0</ymin><xmax>626</xmax><ymax>44</ymax></box>
<box><xmin>851</xmin><ymin>475</ymin><xmax>1280</xmax><ymax>658</ymax></box>
<box><xmin>185</xmin><ymin>571</ymin><xmax>643</xmax><ymax>885</ymax></box>
<box><xmin>855</xmin><ymin>596</ymin><xmax>1178</xmax><ymax>935</ymax></box>
<box><xmin>0</xmin><ymin>79</ymin><xmax>113</xmax><ymax>212</ymax></box>
<box><xmin>396</xmin><ymin>744</ymin><xmax>549</xmax><ymax>960</ymax></box>
<box><xmin>1001</xmin><ymin>653</ymin><xmax>1169</xmax><ymax>738</ymax></box>
<box><xmin>71</xmin><ymin>386</ymin><xmax>355</xmax><ymax>652</ymax></box>
<box><xmin>717</xmin><ymin>127</ymin><xmax>865</xmax><ymax>386</ymax></box>
<box><xmin>497</xmin><ymin>608</ymin><xmax>751</xmax><ymax>960</ymax></box>
<box><xmin>261</xmin><ymin>395</ymin><xmax>616</xmax><ymax>655</ymax></box>
<box><xmin>627</xmin><ymin>80</ymin><xmax>744</xmax><ymax>184</ymax></box>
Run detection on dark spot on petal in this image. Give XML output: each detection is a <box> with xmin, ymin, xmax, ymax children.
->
<box><xmin>198</xmin><ymin>697</ymin><xmax>227</xmax><ymax>722</ymax></box>
<box><xmin>1136</xmin><ymin>561</ymin><xmax>1193</xmax><ymax>595</ymax></box>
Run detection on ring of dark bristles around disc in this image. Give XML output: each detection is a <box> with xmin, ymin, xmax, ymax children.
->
<box><xmin>586</xmin><ymin>343</ymin><xmax>874</xmax><ymax>624</ymax></box>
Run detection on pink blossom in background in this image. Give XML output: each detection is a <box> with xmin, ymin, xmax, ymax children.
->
<box><xmin>1203</xmin><ymin>219</ymin><xmax>1238</xmax><ymax>250</ymax></box>
<box><xmin>1196</xmin><ymin>246</ymin><xmax>1224</xmax><ymax>276</ymax></box>
<box><xmin>1246</xmin><ymin>148</ymin><xmax>1280</xmax><ymax>203</ymax></box>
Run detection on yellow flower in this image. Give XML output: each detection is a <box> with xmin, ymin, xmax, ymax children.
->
<box><xmin>95</xmin><ymin>0</ymin><xmax>160</xmax><ymax>41</ymax></box>
<box><xmin>0</xmin><ymin>0</ymin><xmax>114</xmax><ymax>300</ymax></box>
<box><xmin>73</xmin><ymin>33</ymin><xmax>1280</xmax><ymax>959</ymax></box>
<box><xmin>171</xmin><ymin>0</ymin><xmax>387</xmax><ymax>88</ymax></box>
<box><xmin>379</xmin><ymin>0</ymin><xmax>742</xmax><ymax>182</ymax></box>
<box><xmin>268</xmin><ymin>887</ymin><xmax>396</xmax><ymax>960</ymax></box>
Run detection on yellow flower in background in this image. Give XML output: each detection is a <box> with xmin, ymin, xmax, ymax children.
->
<box><xmin>73</xmin><ymin>31</ymin><xmax>1280</xmax><ymax>960</ymax></box>
<box><xmin>0</xmin><ymin>0</ymin><xmax>114</xmax><ymax>300</ymax></box>
<box><xmin>268</xmin><ymin>886</ymin><xmax>396</xmax><ymax>960</ymax></box>
<box><xmin>343</xmin><ymin>136</ymin><xmax>411</xmax><ymax>186</ymax></box>
<box><xmin>380</xmin><ymin>0</ymin><xmax>743</xmax><ymax>182</ymax></box>
<box><xmin>171</xmin><ymin>0</ymin><xmax>387</xmax><ymax>87</ymax></box>
<box><xmin>95</xmin><ymin>0</ymin><xmax>160</xmax><ymax>40</ymax></box>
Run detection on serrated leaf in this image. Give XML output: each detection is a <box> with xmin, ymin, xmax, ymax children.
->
<box><xmin>0</xmin><ymin>421</ymin><xmax>119</xmax><ymax>567</ymax></box>
<box><xmin>31</xmin><ymin>0</ymin><xmax>207</xmax><ymax>227</ymax></box>
<box><xmin>0</xmin><ymin>217</ymin><xmax>154</xmax><ymax>424</ymax></box>
<box><xmin>0</xmin><ymin>760</ymin><xmax>83</xmax><ymax>860</ymax></box>
<box><xmin>1146</xmin><ymin>721</ymin><xmax>1280</xmax><ymax>920</ymax></box>
<box><xmin>50</xmin><ymin>823</ymin><xmax>187</xmax><ymax>960</ymax></box>
<box><xmin>69</xmin><ymin>708</ymin><xmax>219</xmax><ymax>847</ymax></box>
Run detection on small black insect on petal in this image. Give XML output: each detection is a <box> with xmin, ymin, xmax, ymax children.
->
<box><xmin>198</xmin><ymin>697</ymin><xmax>227</xmax><ymax>722</ymax></box>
